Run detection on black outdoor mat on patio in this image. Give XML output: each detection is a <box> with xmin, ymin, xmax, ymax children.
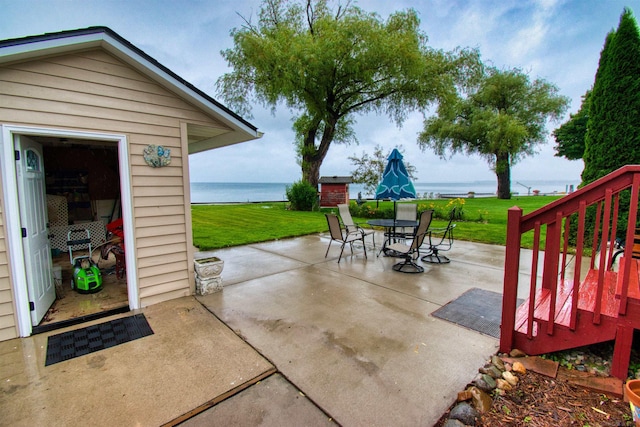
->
<box><xmin>45</xmin><ymin>314</ymin><xmax>153</xmax><ymax>366</ymax></box>
<box><xmin>431</xmin><ymin>288</ymin><xmax>521</xmax><ymax>339</ymax></box>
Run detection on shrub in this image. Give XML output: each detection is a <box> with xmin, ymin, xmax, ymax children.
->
<box><xmin>447</xmin><ymin>198</ymin><xmax>465</xmax><ymax>220</ymax></box>
<box><xmin>349</xmin><ymin>201</ymin><xmax>394</xmax><ymax>219</ymax></box>
<box><xmin>286</xmin><ymin>180</ymin><xmax>318</xmax><ymax>211</ymax></box>
<box><xmin>416</xmin><ymin>198</ymin><xmax>464</xmax><ymax>220</ymax></box>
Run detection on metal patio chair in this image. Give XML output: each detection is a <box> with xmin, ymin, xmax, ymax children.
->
<box><xmin>422</xmin><ymin>208</ymin><xmax>457</xmax><ymax>264</ymax></box>
<box><xmin>386</xmin><ymin>210</ymin><xmax>433</xmax><ymax>273</ymax></box>
<box><xmin>325</xmin><ymin>213</ymin><xmax>367</xmax><ymax>263</ymax></box>
<box><xmin>393</xmin><ymin>203</ymin><xmax>417</xmax><ymax>242</ymax></box>
<box><xmin>337</xmin><ymin>204</ymin><xmax>375</xmax><ymax>250</ymax></box>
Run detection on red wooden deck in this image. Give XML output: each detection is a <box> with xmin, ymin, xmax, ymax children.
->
<box><xmin>500</xmin><ymin>166</ymin><xmax>640</xmax><ymax>379</ymax></box>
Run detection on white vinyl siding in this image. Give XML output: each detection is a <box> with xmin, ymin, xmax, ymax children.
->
<box><xmin>0</xmin><ymin>48</ymin><xmax>226</xmax><ymax>334</ymax></box>
<box><xmin>0</xmin><ymin>175</ymin><xmax>17</xmax><ymax>341</ymax></box>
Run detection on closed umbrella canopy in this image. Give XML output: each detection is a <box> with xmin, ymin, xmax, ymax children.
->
<box><xmin>375</xmin><ymin>149</ymin><xmax>416</xmax><ymax>200</ymax></box>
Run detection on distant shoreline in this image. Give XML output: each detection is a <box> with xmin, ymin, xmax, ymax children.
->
<box><xmin>190</xmin><ymin>190</ymin><xmax>568</xmax><ymax>205</ymax></box>
<box><xmin>190</xmin><ymin>180</ymin><xmax>577</xmax><ymax>204</ymax></box>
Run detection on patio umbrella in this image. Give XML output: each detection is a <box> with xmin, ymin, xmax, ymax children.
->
<box><xmin>375</xmin><ymin>148</ymin><xmax>416</xmax><ymax>203</ymax></box>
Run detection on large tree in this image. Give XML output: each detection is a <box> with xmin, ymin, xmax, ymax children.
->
<box><xmin>582</xmin><ymin>8</ymin><xmax>640</xmax><ymax>185</ymax></box>
<box><xmin>217</xmin><ymin>0</ymin><xmax>479</xmax><ymax>188</ymax></box>
<box><xmin>418</xmin><ymin>66</ymin><xmax>569</xmax><ymax>199</ymax></box>
<box><xmin>553</xmin><ymin>90</ymin><xmax>591</xmax><ymax>161</ymax></box>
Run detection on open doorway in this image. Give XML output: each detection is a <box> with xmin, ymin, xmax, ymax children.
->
<box><xmin>26</xmin><ymin>135</ymin><xmax>129</xmax><ymax>331</ymax></box>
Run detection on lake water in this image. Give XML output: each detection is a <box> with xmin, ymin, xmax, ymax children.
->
<box><xmin>190</xmin><ymin>180</ymin><xmax>579</xmax><ymax>204</ymax></box>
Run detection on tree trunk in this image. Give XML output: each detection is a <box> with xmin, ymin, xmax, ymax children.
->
<box><xmin>301</xmin><ymin>117</ymin><xmax>337</xmax><ymax>189</ymax></box>
<box><xmin>495</xmin><ymin>152</ymin><xmax>511</xmax><ymax>199</ymax></box>
<box><xmin>303</xmin><ymin>160</ymin><xmax>321</xmax><ymax>189</ymax></box>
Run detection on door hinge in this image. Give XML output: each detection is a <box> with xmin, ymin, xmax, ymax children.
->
<box><xmin>15</xmin><ymin>150</ymin><xmax>20</xmax><ymax>161</ymax></box>
<box><xmin>21</xmin><ymin>228</ymin><xmax>27</xmax><ymax>238</ymax></box>
<box><xmin>29</xmin><ymin>301</ymin><xmax>34</xmax><ymax>311</ymax></box>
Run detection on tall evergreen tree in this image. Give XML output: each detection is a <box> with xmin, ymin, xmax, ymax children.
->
<box><xmin>582</xmin><ymin>8</ymin><xmax>640</xmax><ymax>184</ymax></box>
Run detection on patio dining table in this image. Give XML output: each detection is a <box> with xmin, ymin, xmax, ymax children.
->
<box><xmin>367</xmin><ymin>218</ymin><xmax>419</xmax><ymax>256</ymax></box>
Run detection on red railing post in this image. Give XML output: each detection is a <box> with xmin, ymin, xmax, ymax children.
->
<box><xmin>594</xmin><ymin>190</ymin><xmax>613</xmax><ymax>324</ymax></box>
<box><xmin>570</xmin><ymin>201</ymin><xmax>587</xmax><ymax>330</ymax></box>
<box><xmin>546</xmin><ymin>211</ymin><xmax>564</xmax><ymax>335</ymax></box>
<box><xmin>542</xmin><ymin>214</ymin><xmax>562</xmax><ymax>291</ymax></box>
<box><xmin>619</xmin><ymin>174</ymin><xmax>640</xmax><ymax>314</ymax></box>
<box><xmin>500</xmin><ymin>206</ymin><xmax>523</xmax><ymax>353</ymax></box>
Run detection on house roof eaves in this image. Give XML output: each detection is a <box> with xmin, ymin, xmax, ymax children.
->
<box><xmin>0</xmin><ymin>26</ymin><xmax>261</xmax><ymax>140</ymax></box>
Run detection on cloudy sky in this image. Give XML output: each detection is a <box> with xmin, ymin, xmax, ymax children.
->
<box><xmin>0</xmin><ymin>0</ymin><xmax>636</xmax><ymax>187</ymax></box>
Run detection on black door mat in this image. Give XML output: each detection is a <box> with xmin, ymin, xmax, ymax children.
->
<box><xmin>431</xmin><ymin>288</ymin><xmax>522</xmax><ymax>339</ymax></box>
<box><xmin>45</xmin><ymin>314</ymin><xmax>153</xmax><ymax>366</ymax></box>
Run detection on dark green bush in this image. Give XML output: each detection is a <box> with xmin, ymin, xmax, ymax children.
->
<box><xmin>286</xmin><ymin>180</ymin><xmax>318</xmax><ymax>211</ymax></box>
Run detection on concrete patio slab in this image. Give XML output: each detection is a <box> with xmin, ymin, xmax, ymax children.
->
<box><xmin>181</xmin><ymin>373</ymin><xmax>334</xmax><ymax>426</ymax></box>
<box><xmin>0</xmin><ymin>234</ymin><xmax>525</xmax><ymax>427</ymax></box>
<box><xmin>195</xmin><ymin>245</ymin><xmax>308</xmax><ymax>286</ymax></box>
<box><xmin>0</xmin><ymin>297</ymin><xmax>274</xmax><ymax>427</ymax></box>
<box><xmin>198</xmin><ymin>235</ymin><xmax>503</xmax><ymax>426</ymax></box>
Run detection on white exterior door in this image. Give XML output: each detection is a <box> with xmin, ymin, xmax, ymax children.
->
<box><xmin>15</xmin><ymin>135</ymin><xmax>55</xmax><ymax>325</ymax></box>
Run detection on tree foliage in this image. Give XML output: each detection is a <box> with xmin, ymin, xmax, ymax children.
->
<box><xmin>582</xmin><ymin>8</ymin><xmax>640</xmax><ymax>185</ymax></box>
<box><xmin>418</xmin><ymin>66</ymin><xmax>569</xmax><ymax>199</ymax></box>
<box><xmin>348</xmin><ymin>144</ymin><xmax>416</xmax><ymax>196</ymax></box>
<box><xmin>553</xmin><ymin>90</ymin><xmax>590</xmax><ymax>160</ymax></box>
<box><xmin>217</xmin><ymin>0</ymin><xmax>480</xmax><ymax>188</ymax></box>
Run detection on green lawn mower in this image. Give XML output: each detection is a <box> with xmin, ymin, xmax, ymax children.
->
<box><xmin>67</xmin><ymin>229</ymin><xmax>103</xmax><ymax>293</ymax></box>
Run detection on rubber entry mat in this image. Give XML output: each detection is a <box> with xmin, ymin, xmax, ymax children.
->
<box><xmin>431</xmin><ymin>288</ymin><xmax>521</xmax><ymax>339</ymax></box>
<box><xmin>45</xmin><ymin>314</ymin><xmax>153</xmax><ymax>366</ymax></box>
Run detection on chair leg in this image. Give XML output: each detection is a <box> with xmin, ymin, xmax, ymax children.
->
<box><xmin>325</xmin><ymin>239</ymin><xmax>333</xmax><ymax>258</ymax></box>
<box><xmin>392</xmin><ymin>255</ymin><xmax>424</xmax><ymax>273</ymax></box>
<box><xmin>338</xmin><ymin>241</ymin><xmax>347</xmax><ymax>263</ymax></box>
<box><xmin>421</xmin><ymin>248</ymin><xmax>450</xmax><ymax>264</ymax></box>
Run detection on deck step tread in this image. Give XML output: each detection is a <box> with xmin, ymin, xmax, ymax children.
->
<box><xmin>577</xmin><ymin>269</ymin><xmax>619</xmax><ymax>317</ymax></box>
<box><xmin>514</xmin><ymin>269</ymin><xmax>622</xmax><ymax>335</ymax></box>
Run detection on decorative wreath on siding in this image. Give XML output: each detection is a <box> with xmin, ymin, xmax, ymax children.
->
<box><xmin>143</xmin><ymin>144</ymin><xmax>171</xmax><ymax>167</ymax></box>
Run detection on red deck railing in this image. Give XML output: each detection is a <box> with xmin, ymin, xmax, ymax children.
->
<box><xmin>500</xmin><ymin>165</ymin><xmax>640</xmax><ymax>378</ymax></box>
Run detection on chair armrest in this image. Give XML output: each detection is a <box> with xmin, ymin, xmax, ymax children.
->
<box><xmin>428</xmin><ymin>224</ymin><xmax>456</xmax><ymax>235</ymax></box>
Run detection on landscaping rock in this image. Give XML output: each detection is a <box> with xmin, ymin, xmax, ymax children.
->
<box><xmin>496</xmin><ymin>378</ymin><xmax>512</xmax><ymax>391</ymax></box>
<box><xmin>502</xmin><ymin>370</ymin><xmax>519</xmax><ymax>386</ymax></box>
<box><xmin>449</xmin><ymin>402</ymin><xmax>478</xmax><ymax>425</ymax></box>
<box><xmin>491</xmin><ymin>354</ymin><xmax>505</xmax><ymax>371</ymax></box>
<box><xmin>474</xmin><ymin>373</ymin><xmax>496</xmax><ymax>392</ymax></box>
<box><xmin>457</xmin><ymin>389</ymin><xmax>473</xmax><ymax>402</ymax></box>
<box><xmin>512</xmin><ymin>361</ymin><xmax>527</xmax><ymax>374</ymax></box>
<box><xmin>480</xmin><ymin>363</ymin><xmax>503</xmax><ymax>379</ymax></box>
<box><xmin>509</xmin><ymin>348</ymin><xmax>527</xmax><ymax>357</ymax></box>
<box><xmin>442</xmin><ymin>419</ymin><xmax>467</xmax><ymax>427</ymax></box>
<box><xmin>469</xmin><ymin>386</ymin><xmax>492</xmax><ymax>413</ymax></box>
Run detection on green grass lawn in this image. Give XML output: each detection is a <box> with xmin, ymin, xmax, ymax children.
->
<box><xmin>191</xmin><ymin>195</ymin><xmax>562</xmax><ymax>250</ymax></box>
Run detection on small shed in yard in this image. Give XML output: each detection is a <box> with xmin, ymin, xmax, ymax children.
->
<box><xmin>319</xmin><ymin>176</ymin><xmax>352</xmax><ymax>207</ymax></box>
<box><xmin>0</xmin><ymin>27</ymin><xmax>262</xmax><ymax>341</ymax></box>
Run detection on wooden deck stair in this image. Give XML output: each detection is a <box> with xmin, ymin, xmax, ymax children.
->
<box><xmin>511</xmin><ymin>259</ymin><xmax>640</xmax><ymax>374</ymax></box>
<box><xmin>500</xmin><ymin>166</ymin><xmax>640</xmax><ymax>379</ymax></box>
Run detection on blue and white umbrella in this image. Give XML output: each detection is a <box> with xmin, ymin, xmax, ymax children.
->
<box><xmin>375</xmin><ymin>148</ymin><xmax>416</xmax><ymax>201</ymax></box>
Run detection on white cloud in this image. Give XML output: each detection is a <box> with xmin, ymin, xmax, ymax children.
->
<box><xmin>0</xmin><ymin>0</ymin><xmax>632</xmax><ymax>186</ymax></box>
